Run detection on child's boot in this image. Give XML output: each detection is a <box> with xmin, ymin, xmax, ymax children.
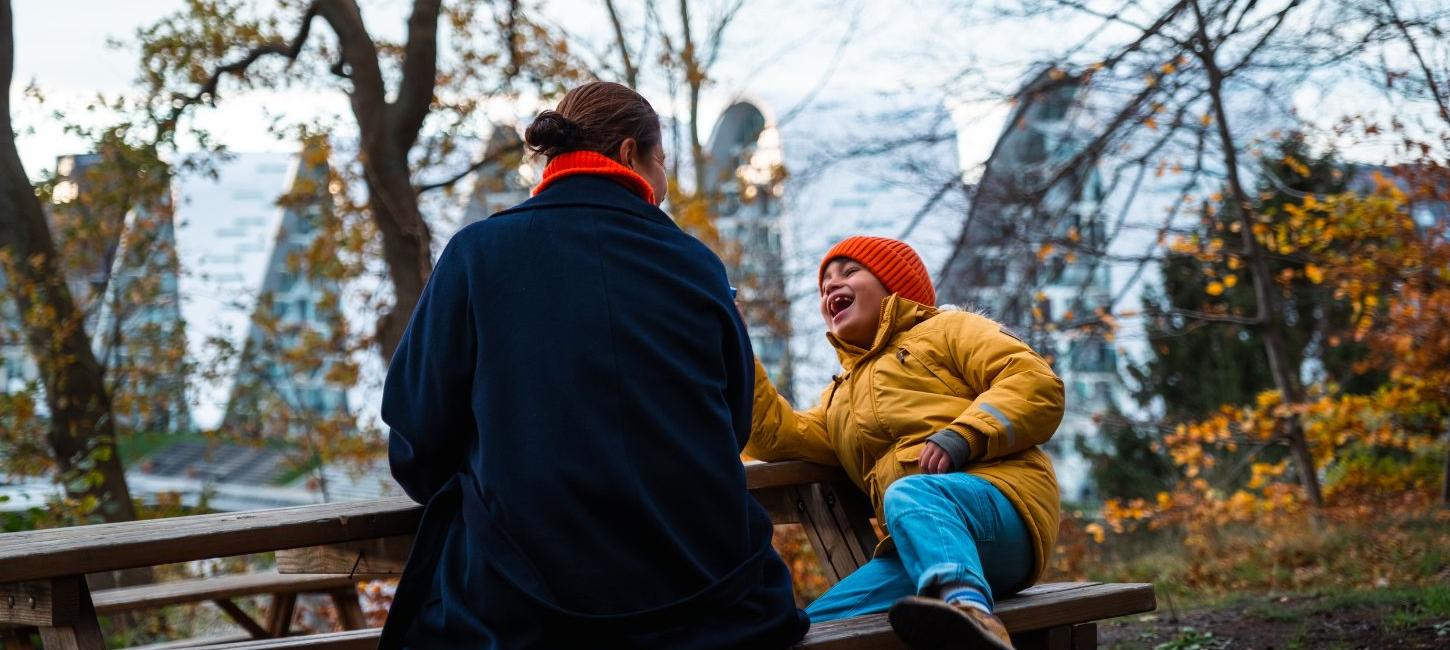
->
<box><xmin>888</xmin><ymin>595</ymin><xmax>1014</xmax><ymax>650</ymax></box>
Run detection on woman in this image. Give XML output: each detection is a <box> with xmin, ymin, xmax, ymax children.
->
<box><xmin>378</xmin><ymin>82</ymin><xmax>807</xmax><ymax>649</ymax></box>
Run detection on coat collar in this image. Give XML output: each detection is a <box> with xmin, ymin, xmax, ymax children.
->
<box><xmin>532</xmin><ymin>150</ymin><xmax>657</xmax><ymax>205</ymax></box>
<box><xmin>501</xmin><ymin>175</ymin><xmax>677</xmax><ymax>229</ymax></box>
<box><xmin>829</xmin><ymin>294</ymin><xmax>938</xmax><ymax>370</ymax></box>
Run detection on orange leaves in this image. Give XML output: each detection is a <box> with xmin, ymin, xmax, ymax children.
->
<box><xmin>1281</xmin><ymin>155</ymin><xmax>1312</xmax><ymax>178</ymax></box>
<box><xmin>1304</xmin><ymin>264</ymin><xmax>1324</xmax><ymax>284</ymax></box>
<box><xmin>1248</xmin><ymin>462</ymin><xmax>1287</xmax><ymax>489</ymax></box>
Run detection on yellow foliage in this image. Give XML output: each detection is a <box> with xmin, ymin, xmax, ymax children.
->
<box><xmin>1304</xmin><ymin>263</ymin><xmax>1324</xmax><ymax>284</ymax></box>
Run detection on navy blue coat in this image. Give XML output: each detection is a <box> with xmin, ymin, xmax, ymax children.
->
<box><xmin>378</xmin><ymin>175</ymin><xmax>807</xmax><ymax>649</ymax></box>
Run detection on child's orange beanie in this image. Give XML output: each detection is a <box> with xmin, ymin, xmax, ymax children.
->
<box><xmin>819</xmin><ymin>236</ymin><xmax>936</xmax><ymax>306</ymax></box>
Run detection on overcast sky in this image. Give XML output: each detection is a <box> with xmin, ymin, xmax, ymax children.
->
<box><xmin>9</xmin><ymin>0</ymin><xmax>1441</xmax><ymax>413</ymax></box>
<box><xmin>7</xmin><ymin>0</ymin><xmax>1070</xmax><ymax>178</ymax></box>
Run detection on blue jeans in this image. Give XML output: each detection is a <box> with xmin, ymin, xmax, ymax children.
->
<box><xmin>805</xmin><ymin>473</ymin><xmax>1033</xmax><ymax>621</ymax></box>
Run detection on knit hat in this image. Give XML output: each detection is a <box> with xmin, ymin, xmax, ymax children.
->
<box><xmin>819</xmin><ymin>236</ymin><xmax>936</xmax><ymax>306</ymax></box>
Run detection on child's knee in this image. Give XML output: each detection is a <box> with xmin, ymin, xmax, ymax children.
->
<box><xmin>884</xmin><ymin>474</ymin><xmax>995</xmax><ymax>521</ymax></box>
<box><xmin>883</xmin><ymin>474</ymin><xmax>943</xmax><ymax>519</ymax></box>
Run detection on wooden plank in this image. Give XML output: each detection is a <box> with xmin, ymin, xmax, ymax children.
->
<box><xmin>1013</xmin><ymin>625</ymin><xmax>1072</xmax><ymax>650</ymax></box>
<box><xmin>828</xmin><ymin>480</ymin><xmax>881</xmax><ymax>561</ymax></box>
<box><xmin>793</xmin><ymin>483</ymin><xmax>870</xmax><ymax>585</ymax></box>
<box><xmin>1015</xmin><ymin>582</ymin><xmax>1100</xmax><ymax>598</ymax></box>
<box><xmin>91</xmin><ymin>573</ymin><xmax>357</xmax><ymax>615</ymax></box>
<box><xmin>275</xmin><ymin>536</ymin><xmax>412</xmax><ymax>578</ymax></box>
<box><xmin>34</xmin><ymin>578</ymin><xmax>102</xmax><ymax>650</ymax></box>
<box><xmin>0</xmin><ymin>579</ymin><xmax>78</xmax><ymax>627</ymax></box>
<box><xmin>124</xmin><ymin>634</ymin><xmax>253</xmax><ymax>650</ymax></box>
<box><xmin>796</xmin><ymin>582</ymin><xmax>1151</xmax><ymax>649</ymax></box>
<box><xmin>271</xmin><ymin>465</ymin><xmax>861</xmax><ymax>576</ymax></box>
<box><xmin>265</xmin><ymin>594</ymin><xmax>296</xmax><ymax>638</ymax></box>
<box><xmin>0</xmin><ymin>461</ymin><xmax>840</xmax><ymax>584</ymax></box>
<box><xmin>752</xmin><ymin>486</ymin><xmax>801</xmax><ymax>525</ymax></box>
<box><xmin>0</xmin><ymin>498</ymin><xmax>423</xmax><ymax>584</ymax></box>
<box><xmin>796</xmin><ymin>614</ymin><xmax>900</xmax><ymax>650</ymax></box>
<box><xmin>995</xmin><ymin>583</ymin><xmax>1155</xmax><ymax>633</ymax></box>
<box><xmin>210</xmin><ymin>599</ymin><xmax>270</xmax><ymax>639</ymax></box>
<box><xmin>329</xmin><ymin>589</ymin><xmax>365</xmax><ymax>631</ymax></box>
<box><xmin>743</xmin><ymin>461</ymin><xmax>850</xmax><ymax>490</ymax></box>
<box><xmin>1071</xmin><ymin>623</ymin><xmax>1097</xmax><ymax>649</ymax></box>
<box><xmin>203</xmin><ymin>627</ymin><xmax>380</xmax><ymax>650</ymax></box>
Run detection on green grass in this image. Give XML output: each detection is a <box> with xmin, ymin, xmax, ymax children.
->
<box><xmin>1151</xmin><ymin>627</ymin><xmax>1229</xmax><ymax>650</ymax></box>
<box><xmin>1284</xmin><ymin>621</ymin><xmax>1309</xmax><ymax>650</ymax></box>
<box><xmin>1239</xmin><ymin>585</ymin><xmax>1450</xmax><ymax>630</ymax></box>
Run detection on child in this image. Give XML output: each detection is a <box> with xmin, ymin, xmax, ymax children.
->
<box><xmin>746</xmin><ymin>236</ymin><xmax>1064</xmax><ymax>650</ymax></box>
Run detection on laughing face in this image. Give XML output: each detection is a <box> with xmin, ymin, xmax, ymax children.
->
<box><xmin>820</xmin><ymin>258</ymin><xmax>891</xmax><ymax>348</ymax></box>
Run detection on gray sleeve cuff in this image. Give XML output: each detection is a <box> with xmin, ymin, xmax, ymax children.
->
<box><xmin>927</xmin><ymin>429</ymin><xmax>972</xmax><ymax>469</ymax></box>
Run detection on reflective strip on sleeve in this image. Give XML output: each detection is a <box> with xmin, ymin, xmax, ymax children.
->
<box><xmin>977</xmin><ymin>401</ymin><xmax>1016</xmax><ymax>450</ymax></box>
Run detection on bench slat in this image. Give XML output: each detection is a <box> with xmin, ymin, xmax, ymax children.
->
<box><xmin>996</xmin><ymin>582</ymin><xmax>1156</xmax><ymax>632</ymax></box>
<box><xmin>200</xmin><ymin>628</ymin><xmax>379</xmax><ymax>650</ymax></box>
<box><xmin>0</xmin><ymin>462</ymin><xmax>843</xmax><ymax>583</ymax></box>
<box><xmin>92</xmin><ymin>573</ymin><xmax>358</xmax><ymax>615</ymax></box>
<box><xmin>797</xmin><ymin>582</ymin><xmax>1155</xmax><ymax>649</ymax></box>
<box><xmin>125</xmin><ymin>634</ymin><xmax>254</xmax><ymax>650</ymax></box>
<box><xmin>0</xmin><ymin>498</ymin><xmax>421</xmax><ymax>584</ymax></box>
<box><xmin>141</xmin><ymin>583</ymin><xmax>1155</xmax><ymax>649</ymax></box>
<box><xmin>742</xmin><ymin>460</ymin><xmax>850</xmax><ymax>490</ymax></box>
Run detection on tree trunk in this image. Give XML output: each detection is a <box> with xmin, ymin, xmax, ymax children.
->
<box><xmin>365</xmin><ymin>145</ymin><xmax>433</xmax><ymax>361</ymax></box>
<box><xmin>317</xmin><ymin>0</ymin><xmax>439</xmax><ymax>362</ymax></box>
<box><xmin>678</xmin><ymin>0</ymin><xmax>708</xmax><ymax>199</ymax></box>
<box><xmin>1191</xmin><ymin>0</ymin><xmax>1323</xmax><ymax>509</ymax></box>
<box><xmin>0</xmin><ymin>0</ymin><xmax>137</xmax><ymax>524</ymax></box>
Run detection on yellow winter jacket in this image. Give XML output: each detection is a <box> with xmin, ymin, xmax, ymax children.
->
<box><xmin>745</xmin><ymin>295</ymin><xmax>1064</xmax><ymax>583</ymax></box>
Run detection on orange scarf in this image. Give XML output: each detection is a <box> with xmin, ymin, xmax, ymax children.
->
<box><xmin>531</xmin><ymin>150</ymin><xmax>656</xmax><ymax>205</ymax></box>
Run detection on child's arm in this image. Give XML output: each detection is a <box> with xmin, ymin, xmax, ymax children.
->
<box><xmin>937</xmin><ymin>315</ymin><xmax>1066</xmax><ymax>463</ymax></box>
<box><xmin>743</xmin><ymin>357</ymin><xmax>839</xmax><ymax>465</ymax></box>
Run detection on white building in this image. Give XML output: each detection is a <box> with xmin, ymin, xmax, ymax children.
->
<box><xmin>173</xmin><ymin>149</ymin><xmax>350</xmax><ymax>430</ymax></box>
<box><xmin>938</xmin><ymin>70</ymin><xmax>1122</xmax><ymax>502</ymax></box>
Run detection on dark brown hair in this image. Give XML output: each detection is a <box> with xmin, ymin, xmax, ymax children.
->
<box><xmin>524</xmin><ymin>82</ymin><xmax>662</xmax><ymax>161</ymax></box>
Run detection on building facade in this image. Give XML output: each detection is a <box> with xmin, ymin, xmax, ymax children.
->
<box><xmin>937</xmin><ymin>71</ymin><xmax>1121</xmax><ymax>502</ymax></box>
<box><xmin>705</xmin><ymin>102</ymin><xmax>794</xmax><ymax>400</ymax></box>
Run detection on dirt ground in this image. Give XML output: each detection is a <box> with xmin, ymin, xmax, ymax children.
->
<box><xmin>1097</xmin><ymin>590</ymin><xmax>1450</xmax><ymax>649</ymax></box>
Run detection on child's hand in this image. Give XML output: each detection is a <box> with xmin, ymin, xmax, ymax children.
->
<box><xmin>919</xmin><ymin>441</ymin><xmax>955</xmax><ymax>474</ymax></box>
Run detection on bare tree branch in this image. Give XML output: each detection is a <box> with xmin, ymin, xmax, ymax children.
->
<box><xmin>604</xmin><ymin>0</ymin><xmax>638</xmax><ymax>87</ymax></box>
<box><xmin>157</xmin><ymin>2</ymin><xmax>321</xmax><ymax>138</ymax></box>
<box><xmin>1382</xmin><ymin>0</ymin><xmax>1450</xmax><ymax>127</ymax></box>
<box><xmin>414</xmin><ymin>143</ymin><xmax>516</xmax><ymax>195</ymax></box>
<box><xmin>392</xmin><ymin>0</ymin><xmax>444</xmax><ymax>151</ymax></box>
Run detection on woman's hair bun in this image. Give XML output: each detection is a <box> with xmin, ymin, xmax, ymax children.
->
<box><xmin>525</xmin><ymin>110</ymin><xmax>582</xmax><ymax>156</ymax></box>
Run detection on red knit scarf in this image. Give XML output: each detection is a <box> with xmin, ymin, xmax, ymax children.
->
<box><xmin>532</xmin><ymin>150</ymin><xmax>656</xmax><ymax>205</ymax></box>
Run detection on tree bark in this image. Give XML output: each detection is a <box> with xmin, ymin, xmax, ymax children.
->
<box><xmin>315</xmin><ymin>0</ymin><xmax>440</xmax><ymax>361</ymax></box>
<box><xmin>678</xmin><ymin>0</ymin><xmax>709</xmax><ymax>199</ymax></box>
<box><xmin>0</xmin><ymin>0</ymin><xmax>137</xmax><ymax>523</ymax></box>
<box><xmin>1190</xmin><ymin>0</ymin><xmax>1323</xmax><ymax>509</ymax></box>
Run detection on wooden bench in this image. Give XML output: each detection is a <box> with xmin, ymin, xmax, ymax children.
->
<box><xmin>1</xmin><ymin>572</ymin><xmax>365</xmax><ymax>649</ymax></box>
<box><xmin>0</xmin><ymin>462</ymin><xmax>1154</xmax><ymax>648</ymax></box>
<box><xmin>93</xmin><ymin>572</ymin><xmax>365</xmax><ymax>639</ymax></box>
